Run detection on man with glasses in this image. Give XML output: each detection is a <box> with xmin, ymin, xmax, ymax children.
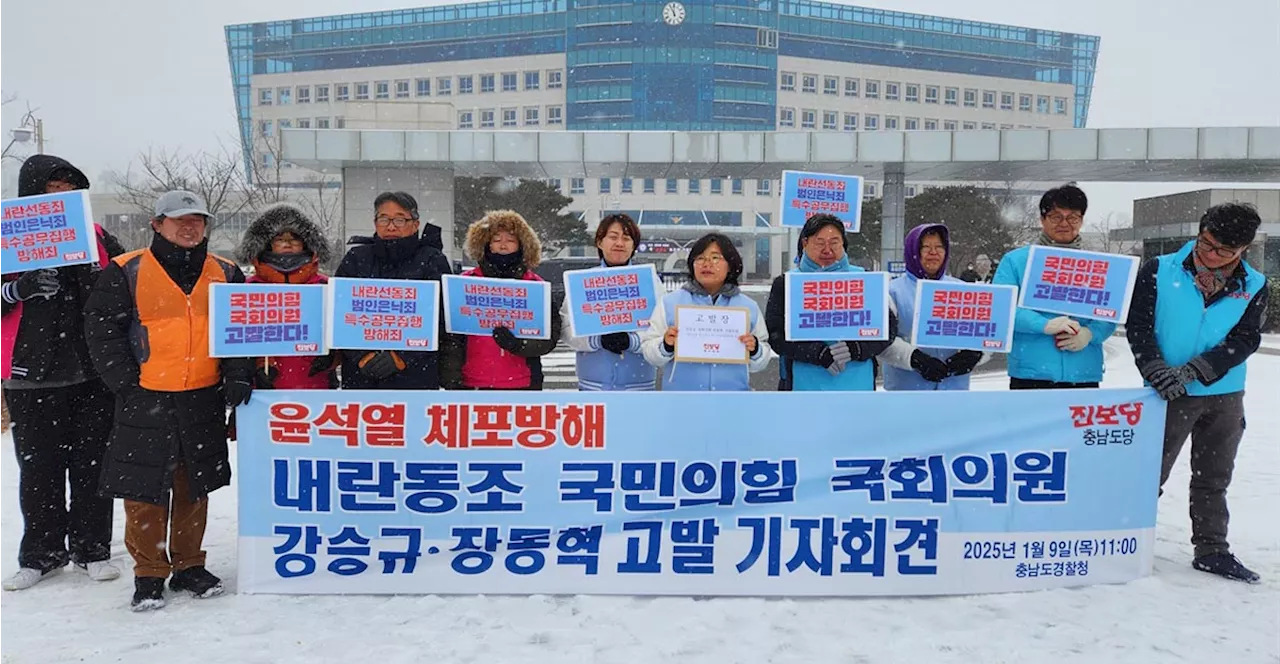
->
<box><xmin>334</xmin><ymin>191</ymin><xmax>452</xmax><ymax>389</ymax></box>
<box><xmin>994</xmin><ymin>184</ymin><xmax>1116</xmax><ymax>389</ymax></box>
<box><xmin>1125</xmin><ymin>203</ymin><xmax>1266</xmax><ymax>583</ymax></box>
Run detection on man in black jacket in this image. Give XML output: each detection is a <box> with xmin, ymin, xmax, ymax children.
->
<box><xmin>2</xmin><ymin>155</ymin><xmax>126</xmax><ymax>591</ymax></box>
<box><xmin>335</xmin><ymin>191</ymin><xmax>453</xmax><ymax>389</ymax></box>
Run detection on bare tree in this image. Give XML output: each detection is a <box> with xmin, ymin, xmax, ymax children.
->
<box><xmin>1090</xmin><ymin>211</ymin><xmax>1141</xmax><ymax>255</ymax></box>
<box><xmin>293</xmin><ymin>172</ymin><xmax>346</xmax><ymax>271</ymax></box>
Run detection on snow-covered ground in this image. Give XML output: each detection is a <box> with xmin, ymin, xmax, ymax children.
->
<box><xmin>2</xmin><ymin>339</ymin><xmax>1278</xmax><ymax>664</ymax></box>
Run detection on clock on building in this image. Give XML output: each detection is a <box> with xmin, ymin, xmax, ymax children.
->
<box><xmin>662</xmin><ymin>2</ymin><xmax>685</xmax><ymax>25</ymax></box>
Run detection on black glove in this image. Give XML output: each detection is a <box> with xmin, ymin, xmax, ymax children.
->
<box><xmin>254</xmin><ymin>364</ymin><xmax>279</xmax><ymax>389</ymax></box>
<box><xmin>10</xmin><ymin>269</ymin><xmax>60</xmax><ymax>301</ymax></box>
<box><xmin>910</xmin><ymin>350</ymin><xmax>950</xmax><ymax>382</ymax></box>
<box><xmin>845</xmin><ymin>341</ymin><xmax>868</xmax><ymax>362</ymax></box>
<box><xmin>1143</xmin><ymin>362</ymin><xmax>1198</xmax><ymax>401</ymax></box>
<box><xmin>945</xmin><ymin>350</ymin><xmax>984</xmax><ymax>377</ymax></box>
<box><xmin>357</xmin><ymin>351</ymin><xmax>405</xmax><ymax>381</ymax></box>
<box><xmin>600</xmin><ymin>332</ymin><xmax>631</xmax><ymax>355</ymax></box>
<box><xmin>308</xmin><ymin>353</ymin><xmax>339</xmax><ymax>377</ymax></box>
<box><xmin>492</xmin><ymin>326</ymin><xmax>522</xmax><ymax>353</ymax></box>
<box><xmin>224</xmin><ymin>378</ymin><xmax>254</xmax><ymax>407</ymax></box>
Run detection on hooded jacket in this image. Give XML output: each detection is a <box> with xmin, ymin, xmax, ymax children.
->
<box><xmin>640</xmin><ymin>281</ymin><xmax>773</xmax><ymax>391</ymax></box>
<box><xmin>235</xmin><ymin>204</ymin><xmax>335</xmax><ymax>389</ymax></box>
<box><xmin>881</xmin><ymin>223</ymin><xmax>989</xmax><ymax>391</ymax></box>
<box><xmin>335</xmin><ymin>223</ymin><xmax>453</xmax><ymax>389</ymax></box>
<box><xmin>1</xmin><ymin>155</ymin><xmax>125</xmax><ymax>387</ymax></box>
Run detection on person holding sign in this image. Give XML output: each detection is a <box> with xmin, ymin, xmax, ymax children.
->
<box><xmin>641</xmin><ymin>233</ymin><xmax>772</xmax><ymax>390</ymax></box>
<box><xmin>84</xmin><ymin>190</ymin><xmax>254</xmax><ymax>610</ymax></box>
<box><xmin>560</xmin><ymin>214</ymin><xmax>660</xmax><ymax>391</ymax></box>
<box><xmin>880</xmin><ymin>223</ymin><xmax>988</xmax><ymax>391</ymax></box>
<box><xmin>1126</xmin><ymin>203</ymin><xmax>1268</xmax><ymax>584</ymax></box>
<box><xmin>440</xmin><ymin>210</ymin><xmax>561</xmax><ymax>390</ymax></box>
<box><xmin>765</xmin><ymin>214</ymin><xmax>893</xmax><ymax>391</ymax></box>
<box><xmin>335</xmin><ymin>192</ymin><xmax>452</xmax><ymax>389</ymax></box>
<box><xmin>993</xmin><ymin>185</ymin><xmax>1115</xmax><ymax>389</ymax></box>
<box><xmin>233</xmin><ymin>203</ymin><xmax>338</xmax><ymax>390</ymax></box>
<box><xmin>1</xmin><ymin>155</ymin><xmax>127</xmax><ymax>591</ymax></box>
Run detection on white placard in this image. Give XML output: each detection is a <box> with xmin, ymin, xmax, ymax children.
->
<box><xmin>673</xmin><ymin>305</ymin><xmax>750</xmax><ymax>364</ymax></box>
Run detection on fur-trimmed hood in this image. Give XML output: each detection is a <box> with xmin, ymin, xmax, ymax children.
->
<box><xmin>235</xmin><ymin>203</ymin><xmax>332</xmax><ymax>265</ymax></box>
<box><xmin>464</xmin><ymin>210</ymin><xmax>542</xmax><ymax>268</ymax></box>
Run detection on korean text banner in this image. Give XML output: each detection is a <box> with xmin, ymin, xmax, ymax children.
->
<box><xmin>209</xmin><ymin>283</ymin><xmax>327</xmax><ymax>358</ymax></box>
<box><xmin>237</xmin><ymin>388</ymin><xmax>1164</xmax><ymax>597</ymax></box>
<box><xmin>442</xmin><ymin>274</ymin><xmax>551</xmax><ymax>340</ymax></box>
<box><xmin>779</xmin><ymin>170</ymin><xmax>863</xmax><ymax>231</ymax></box>
<box><xmin>1018</xmin><ymin>247</ymin><xmax>1140</xmax><ymax>323</ymax></box>
<box><xmin>1</xmin><ymin>190</ymin><xmax>97</xmax><ymax>275</ymax></box>
<box><xmin>911</xmin><ymin>280</ymin><xmax>1017</xmax><ymax>353</ymax></box>
<box><xmin>563</xmin><ymin>264</ymin><xmax>659</xmax><ymax>337</ymax></box>
<box><xmin>784</xmin><ymin>272</ymin><xmax>889</xmax><ymax>341</ymax></box>
<box><xmin>325</xmin><ymin>278</ymin><xmax>440</xmax><ymax>352</ymax></box>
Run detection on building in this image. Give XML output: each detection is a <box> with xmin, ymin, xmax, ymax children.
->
<box><xmin>226</xmin><ymin>0</ymin><xmax>1100</xmax><ymax>273</ymax></box>
<box><xmin>1119</xmin><ymin>188</ymin><xmax>1279</xmax><ymax>277</ymax></box>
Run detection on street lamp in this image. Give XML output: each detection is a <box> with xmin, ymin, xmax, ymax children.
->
<box><xmin>3</xmin><ymin>109</ymin><xmax>44</xmax><ymax>159</ymax></box>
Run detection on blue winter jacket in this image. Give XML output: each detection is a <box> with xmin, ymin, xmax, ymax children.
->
<box><xmin>640</xmin><ymin>283</ymin><xmax>773</xmax><ymax>391</ymax></box>
<box><xmin>883</xmin><ymin>272</ymin><xmax>975</xmax><ymax>391</ymax></box>
<box><xmin>764</xmin><ymin>262</ymin><xmax>879</xmax><ymax>391</ymax></box>
<box><xmin>560</xmin><ymin>263</ymin><xmax>661</xmax><ymax>391</ymax></box>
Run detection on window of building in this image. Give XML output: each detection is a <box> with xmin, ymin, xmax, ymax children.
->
<box><xmin>843</xmin><ymin>113</ymin><xmax>858</xmax><ymax>131</ymax></box>
<box><xmin>886</xmin><ymin>82</ymin><xmax>900</xmax><ymax>101</ymax></box>
<box><xmin>480</xmin><ymin>74</ymin><xmax>495</xmax><ymax>93</ymax></box>
<box><xmin>621</xmin><ymin>178</ymin><xmax>633</xmax><ymax>194</ymax></box>
<box><xmin>355</xmin><ymin>82</ymin><xmax>370</xmax><ymax>100</ymax></box>
<box><xmin>297</xmin><ymin>118</ymin><xmax>311</xmax><ymax>129</ymax></box>
<box><xmin>800</xmin><ymin>109</ymin><xmax>816</xmax><ymax>129</ymax></box>
<box><xmin>780</xmin><ymin>72</ymin><xmax>796</xmax><ymax>91</ymax></box>
<box><xmin>458</xmin><ymin>76</ymin><xmax>474</xmax><ymax>95</ymax></box>
<box><xmin>524</xmin><ymin>71</ymin><xmax>540</xmax><ymax>90</ymax></box>
<box><xmin>334</xmin><ymin>116</ymin><xmax>345</xmax><ymax>129</ymax></box>
<box><xmin>258</xmin><ymin>89</ymin><xmax>273</xmax><ymax>106</ymax></box>
<box><xmin>731</xmin><ymin>179</ymin><xmax>743</xmax><ymax>195</ymax></box>
<box><xmin>666</xmin><ymin>179</ymin><xmax>678</xmax><ymax>194</ymax></box>
<box><xmin>1054</xmin><ymin>97</ymin><xmax>1068</xmax><ymax>115</ymax></box>
<box><xmin>316</xmin><ymin>117</ymin><xmax>331</xmax><ymax>129</ymax></box>
<box><xmin>710</xmin><ymin>179</ymin><xmax>722</xmax><ymax>194</ymax></box>
<box><xmin>524</xmin><ymin>106</ymin><xmax>540</xmax><ymax>126</ymax></box>
<box><xmin>844</xmin><ymin>77</ymin><xmax>859</xmax><ymax>97</ymax></box>
<box><xmin>801</xmin><ymin>74</ymin><xmax>817</xmax><ymax>93</ymax></box>
<box><xmin>906</xmin><ymin>185</ymin><xmax>917</xmax><ymax>198</ymax></box>
<box><xmin>981</xmin><ymin>122</ymin><xmax>996</xmax><ymax>130</ymax></box>
<box><xmin>278</xmin><ymin>87</ymin><xmax>292</xmax><ymax>104</ymax></box>
<box><xmin>1000</xmin><ymin>92</ymin><xmax>1014</xmax><ymax>110</ymax></box>
<box><xmin>885</xmin><ymin>116</ymin><xmax>899</xmax><ymax>130</ymax></box>
<box><xmin>925</xmin><ymin>85</ymin><xmax>939</xmax><ymax>104</ymax></box>
<box><xmin>943</xmin><ymin>120</ymin><xmax>957</xmax><ymax>130</ymax></box>
<box><xmin>502</xmin><ymin>108</ymin><xmax>517</xmax><ymax>127</ymax></box>
<box><xmin>437</xmin><ymin>78</ymin><xmax>452</xmax><ymax>96</ymax></box>
<box><xmin>375</xmin><ymin>81</ymin><xmax>390</xmax><ymax>100</ymax></box>
<box><xmin>547</xmin><ymin>70</ymin><xmax>563</xmax><ymax>89</ymax></box>
<box><xmin>963</xmin><ymin>88</ymin><xmax>977</xmax><ymax>108</ymax></box>
<box><xmin>261</xmin><ymin>152</ymin><xmax>274</xmax><ymax>168</ymax></box>
<box><xmin>779</xmin><ymin>107</ymin><xmax>795</xmax><ymax>127</ymax></box>
<box><xmin>547</xmin><ymin>105</ymin><xmax>563</xmax><ymax>125</ymax></box>
<box><xmin>548</xmin><ymin>179</ymin><xmax>561</xmax><ymax>192</ymax></box>
<box><xmin>1037</xmin><ymin>95</ymin><xmax>1050</xmax><ymax>113</ymax></box>
<box><xmin>316</xmin><ymin>85</ymin><xmax>330</xmax><ymax>103</ymax></box>
<box><xmin>278</xmin><ymin>119</ymin><xmax>292</xmax><ymax>130</ymax></box>
<box><xmin>1001</xmin><ymin>124</ymin><xmax>1014</xmax><ymax>130</ymax></box>
<box><xmin>865</xmin><ymin>80</ymin><xmax>880</xmax><ymax>99</ymax></box>
<box><xmin>644</xmin><ymin>179</ymin><xmax>656</xmax><ymax>194</ymax></box>
<box><xmin>599</xmin><ymin>178</ymin><xmax>611</xmax><ymax>194</ymax></box>
<box><xmin>905</xmin><ymin>84</ymin><xmax>919</xmax><ymax>103</ymax></box>
<box><xmin>416</xmin><ymin>79</ymin><xmax>430</xmax><ymax>97</ymax></box>
<box><xmin>395</xmin><ymin>80</ymin><xmax>410</xmax><ymax>99</ymax></box>
<box><xmin>335</xmin><ymin>84</ymin><xmax>350</xmax><ymax>101</ymax></box>
<box><xmin>296</xmin><ymin>86</ymin><xmax>311</xmax><ymax>104</ymax></box>
<box><xmin>822</xmin><ymin>111</ymin><xmax>837</xmax><ymax>130</ymax></box>
<box><xmin>258</xmin><ymin>119</ymin><xmax>273</xmax><ymax>137</ymax></box>
<box><xmin>480</xmin><ymin>109</ymin><xmax>495</xmax><ymax>128</ymax></box>
<box><xmin>502</xmin><ymin>72</ymin><xmax>518</xmax><ymax>92</ymax></box>
<box><xmin>944</xmin><ymin>87</ymin><xmax>958</xmax><ymax>106</ymax></box>
<box><xmin>866</xmin><ymin>183</ymin><xmax>878</xmax><ymax>197</ymax></box>
<box><xmin>688</xmin><ymin>179</ymin><xmax>700</xmax><ymax>194</ymax></box>
<box><xmin>570</xmin><ymin>178</ymin><xmax>585</xmax><ymax>194</ymax></box>
<box><xmin>1019</xmin><ymin>94</ymin><xmax>1032</xmax><ymax>112</ymax></box>
<box><xmin>865</xmin><ymin>114</ymin><xmax>879</xmax><ymax>131</ymax></box>
<box><xmin>905</xmin><ymin>117</ymin><xmax>919</xmax><ymax>130</ymax></box>
<box><xmin>756</xmin><ymin>179</ymin><xmax>771</xmax><ymax>196</ymax></box>
<box><xmin>982</xmin><ymin>90</ymin><xmax>996</xmax><ymax>109</ymax></box>
<box><xmin>458</xmin><ymin>111</ymin><xmax>474</xmax><ymax>129</ymax></box>
<box><xmin>823</xmin><ymin>76</ymin><xmax>839</xmax><ymax>95</ymax></box>
<box><xmin>924</xmin><ymin>119</ymin><xmax>938</xmax><ymax>130</ymax></box>
<box><xmin>963</xmin><ymin>121</ymin><xmax>977</xmax><ymax>130</ymax></box>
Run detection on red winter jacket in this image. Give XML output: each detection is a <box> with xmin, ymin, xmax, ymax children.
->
<box><xmin>248</xmin><ymin>260</ymin><xmax>334</xmax><ymax>390</ymax></box>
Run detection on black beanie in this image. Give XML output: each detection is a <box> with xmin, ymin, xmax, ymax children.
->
<box><xmin>797</xmin><ymin>214</ymin><xmax>848</xmax><ymax>255</ymax></box>
<box><xmin>1199</xmin><ymin>203</ymin><xmax>1261</xmax><ymax>248</ymax></box>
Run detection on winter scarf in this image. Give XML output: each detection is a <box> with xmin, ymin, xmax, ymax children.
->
<box><xmin>481</xmin><ymin>248</ymin><xmax>526</xmax><ymax>279</ymax></box>
<box><xmin>1191</xmin><ymin>251</ymin><xmax>1239</xmax><ymax>297</ymax></box>
<box><xmin>683</xmin><ymin>279</ymin><xmax>740</xmax><ymax>303</ymax></box>
<box><xmin>798</xmin><ymin>253</ymin><xmax>851</xmax><ymax>273</ymax></box>
<box><xmin>1036</xmin><ymin>231</ymin><xmax>1083</xmax><ymax>250</ymax></box>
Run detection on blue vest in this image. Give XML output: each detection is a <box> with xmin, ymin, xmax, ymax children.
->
<box><xmin>1154</xmin><ymin>241</ymin><xmax>1266</xmax><ymax>396</ymax></box>
<box><xmin>883</xmin><ymin>272</ymin><xmax>972</xmax><ymax>391</ymax></box>
<box><xmin>785</xmin><ymin>263</ymin><xmax>875</xmax><ymax>391</ymax></box>
<box><xmin>660</xmin><ymin>288</ymin><xmax>760</xmax><ymax>392</ymax></box>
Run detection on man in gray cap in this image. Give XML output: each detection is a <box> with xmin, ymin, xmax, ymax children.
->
<box><xmin>84</xmin><ymin>190</ymin><xmax>255</xmax><ymax>610</ymax></box>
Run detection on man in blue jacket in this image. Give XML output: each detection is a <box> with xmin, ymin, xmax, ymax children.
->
<box><xmin>994</xmin><ymin>185</ymin><xmax>1115</xmax><ymax>389</ymax></box>
<box><xmin>1126</xmin><ymin>203</ymin><xmax>1267</xmax><ymax>584</ymax></box>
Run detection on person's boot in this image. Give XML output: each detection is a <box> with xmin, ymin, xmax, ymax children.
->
<box><xmin>130</xmin><ymin>577</ymin><xmax>166</xmax><ymax>612</ymax></box>
<box><xmin>1192</xmin><ymin>552</ymin><xmax>1261</xmax><ymax>584</ymax></box>
<box><xmin>169</xmin><ymin>566</ymin><xmax>225</xmax><ymax>598</ymax></box>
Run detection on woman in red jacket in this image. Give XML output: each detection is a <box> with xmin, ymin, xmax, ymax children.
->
<box><xmin>233</xmin><ymin>204</ymin><xmax>338</xmax><ymax>389</ymax></box>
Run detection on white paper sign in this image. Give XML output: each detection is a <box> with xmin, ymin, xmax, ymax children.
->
<box><xmin>674</xmin><ymin>305</ymin><xmax>750</xmax><ymax>364</ymax></box>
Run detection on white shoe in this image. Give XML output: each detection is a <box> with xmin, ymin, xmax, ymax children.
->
<box><xmin>76</xmin><ymin>560</ymin><xmax>122</xmax><ymax>582</ymax></box>
<box><xmin>3</xmin><ymin>567</ymin><xmax>53</xmax><ymax>591</ymax></box>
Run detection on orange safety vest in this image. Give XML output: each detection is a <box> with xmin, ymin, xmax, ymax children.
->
<box><xmin>114</xmin><ymin>248</ymin><xmax>239</xmax><ymax>392</ymax></box>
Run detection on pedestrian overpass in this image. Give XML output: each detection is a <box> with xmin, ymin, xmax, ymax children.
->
<box><xmin>281</xmin><ymin>126</ymin><xmax>1280</xmax><ymax>275</ymax></box>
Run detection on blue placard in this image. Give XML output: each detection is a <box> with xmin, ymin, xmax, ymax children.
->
<box><xmin>0</xmin><ymin>190</ymin><xmax>98</xmax><ymax>275</ymax></box>
<box><xmin>325</xmin><ymin>277</ymin><xmax>440</xmax><ymax>351</ymax></box>
<box><xmin>235</xmin><ymin>388</ymin><xmax>1164</xmax><ymax>596</ymax></box>
<box><xmin>911</xmin><ymin>280</ymin><xmax>1018</xmax><ymax>353</ymax></box>
<box><xmin>783</xmin><ymin>271</ymin><xmax>890</xmax><ymax>341</ymax></box>
<box><xmin>562</xmin><ymin>264</ymin><xmax>659</xmax><ymax>337</ymax></box>
<box><xmin>209</xmin><ymin>283</ymin><xmax>327</xmax><ymax>358</ymax></box>
<box><xmin>1018</xmin><ymin>247</ymin><xmax>1140</xmax><ymax>323</ymax></box>
<box><xmin>779</xmin><ymin>170</ymin><xmax>863</xmax><ymax>230</ymax></box>
<box><xmin>442</xmin><ymin>274</ymin><xmax>551</xmax><ymax>339</ymax></box>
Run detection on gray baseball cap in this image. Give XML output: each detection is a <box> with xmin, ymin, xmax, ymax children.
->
<box><xmin>154</xmin><ymin>190</ymin><xmax>212</xmax><ymax>219</ymax></box>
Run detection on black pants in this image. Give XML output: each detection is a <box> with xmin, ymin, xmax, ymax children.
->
<box><xmin>1159</xmin><ymin>392</ymin><xmax>1246</xmax><ymax>559</ymax></box>
<box><xmin>1009</xmin><ymin>377</ymin><xmax>1100</xmax><ymax>390</ymax></box>
<box><xmin>7</xmin><ymin>380</ymin><xmax>115</xmax><ymax>571</ymax></box>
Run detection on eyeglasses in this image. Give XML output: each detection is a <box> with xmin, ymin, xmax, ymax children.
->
<box><xmin>806</xmin><ymin>240</ymin><xmax>843</xmax><ymax>252</ymax></box>
<box><xmin>1044</xmin><ymin>212</ymin><xmax>1084</xmax><ymax>225</ymax></box>
<box><xmin>1196</xmin><ymin>236</ymin><xmax>1243</xmax><ymax>259</ymax></box>
<box><xmin>693</xmin><ymin>255</ymin><xmax>725</xmax><ymax>266</ymax></box>
<box><xmin>374</xmin><ymin>215</ymin><xmax>416</xmax><ymax>228</ymax></box>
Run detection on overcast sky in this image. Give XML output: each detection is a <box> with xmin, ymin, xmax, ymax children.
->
<box><xmin>3</xmin><ymin>0</ymin><xmax>1278</xmax><ymax>222</ymax></box>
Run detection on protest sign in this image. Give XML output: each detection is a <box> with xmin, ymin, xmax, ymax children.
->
<box><xmin>674</xmin><ymin>305</ymin><xmax>749</xmax><ymax>364</ymax></box>
<box><xmin>562</xmin><ymin>264</ymin><xmax>659</xmax><ymax>337</ymax></box>
<box><xmin>237</xmin><ymin>388</ymin><xmax>1164</xmax><ymax>597</ymax></box>
<box><xmin>209</xmin><ymin>283</ymin><xmax>327</xmax><ymax>358</ymax></box>
<box><xmin>1</xmin><ymin>190</ymin><xmax>97</xmax><ymax>274</ymax></box>
<box><xmin>325</xmin><ymin>277</ymin><xmax>440</xmax><ymax>352</ymax></box>
<box><xmin>779</xmin><ymin>170</ymin><xmax>863</xmax><ymax>230</ymax></box>
<box><xmin>911</xmin><ymin>281</ymin><xmax>1018</xmax><ymax>353</ymax></box>
<box><xmin>784</xmin><ymin>272</ymin><xmax>889</xmax><ymax>341</ymax></box>
<box><xmin>1018</xmin><ymin>247</ymin><xmax>1139</xmax><ymax>323</ymax></box>
<box><xmin>442</xmin><ymin>274</ymin><xmax>551</xmax><ymax>340</ymax></box>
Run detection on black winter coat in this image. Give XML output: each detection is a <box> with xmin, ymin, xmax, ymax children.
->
<box><xmin>335</xmin><ymin>225</ymin><xmax>453</xmax><ymax>389</ymax></box>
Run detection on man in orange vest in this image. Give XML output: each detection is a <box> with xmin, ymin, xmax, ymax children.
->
<box><xmin>84</xmin><ymin>190</ymin><xmax>254</xmax><ymax>611</ymax></box>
